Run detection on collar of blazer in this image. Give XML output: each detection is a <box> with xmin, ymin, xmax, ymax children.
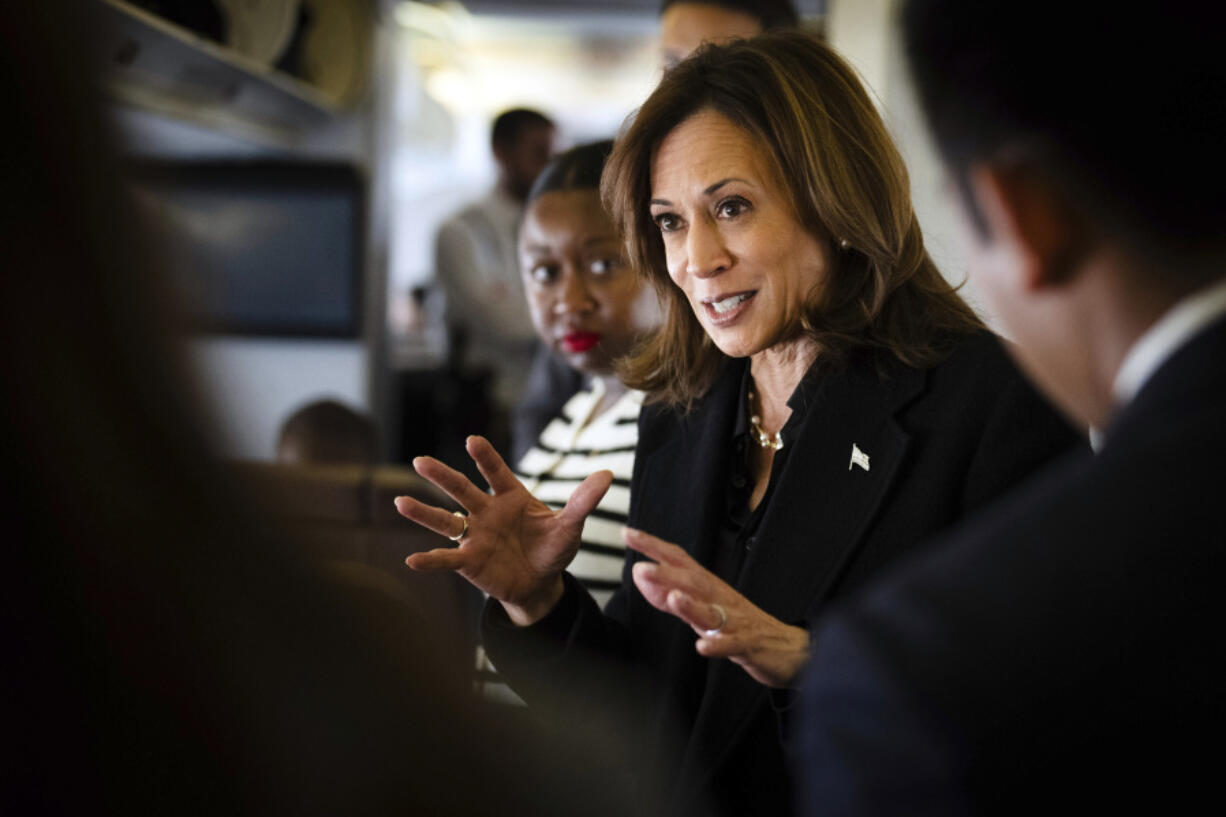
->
<box><xmin>631</xmin><ymin>351</ymin><xmax>927</xmax><ymax>801</ymax></box>
<box><xmin>1102</xmin><ymin>312</ymin><xmax>1226</xmax><ymax>453</ymax></box>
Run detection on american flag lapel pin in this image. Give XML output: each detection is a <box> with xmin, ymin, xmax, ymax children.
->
<box><xmin>848</xmin><ymin>443</ymin><xmax>870</xmax><ymax>472</ymax></box>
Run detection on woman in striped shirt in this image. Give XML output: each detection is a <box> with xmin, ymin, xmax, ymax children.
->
<box><xmin>511</xmin><ymin>141</ymin><xmax>662</xmax><ymax>608</ymax></box>
<box><xmin>471</xmin><ymin>141</ymin><xmax>661</xmax><ymax>701</ymax></box>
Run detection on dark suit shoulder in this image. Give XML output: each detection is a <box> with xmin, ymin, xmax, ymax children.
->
<box><xmin>907</xmin><ymin>330</ymin><xmax>1084</xmax><ymax>512</ymax></box>
<box><xmin>919</xmin><ymin>330</ymin><xmax>1031</xmax><ymax>404</ymax></box>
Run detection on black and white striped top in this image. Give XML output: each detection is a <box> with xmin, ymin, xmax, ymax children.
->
<box><xmin>514</xmin><ymin>380</ymin><xmax>641</xmax><ymax>610</ymax></box>
<box><xmin>478</xmin><ymin>381</ymin><xmax>641</xmax><ymax>704</ymax></box>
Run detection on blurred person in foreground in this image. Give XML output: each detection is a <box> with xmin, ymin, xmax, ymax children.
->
<box><xmin>395</xmin><ymin>32</ymin><xmax>1081</xmax><ymax>817</ymax></box>
<box><xmin>797</xmin><ymin>1</ymin><xmax>1226</xmax><ymax>814</ymax></box>
<box><xmin>0</xmin><ymin>4</ymin><xmax>642</xmax><ymax>815</ymax></box>
<box><xmin>435</xmin><ymin>107</ymin><xmax>556</xmax><ymax>440</ymax></box>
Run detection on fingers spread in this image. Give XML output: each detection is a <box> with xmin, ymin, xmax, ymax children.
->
<box><xmin>631</xmin><ymin>565</ymin><xmax>724</xmax><ymax>633</ymax></box>
<box><xmin>559</xmin><ymin>470</ymin><xmax>614</xmax><ymax>525</ymax></box>
<box><xmin>631</xmin><ymin>561</ymin><xmax>673</xmax><ymax>612</ymax></box>
<box><xmin>467</xmin><ymin>435</ymin><xmax>521</xmax><ymax>495</ymax></box>
<box><xmin>623</xmin><ymin>528</ymin><xmax>693</xmax><ymax>567</ymax></box>
<box><xmin>695</xmin><ymin>634</ymin><xmax>743</xmax><ymax>658</ymax></box>
<box><xmin>643</xmin><ymin>560</ymin><xmax>717</xmax><ymax>607</ymax></box>
<box><xmin>394</xmin><ymin>495</ymin><xmax>468</xmax><ymax>539</ymax></box>
<box><xmin>667</xmin><ymin>589</ymin><xmax>729</xmax><ymax>636</ymax></box>
<box><xmin>405</xmin><ymin>547</ymin><xmax>467</xmax><ymax>572</ymax></box>
<box><xmin>412</xmin><ymin>456</ymin><xmax>487</xmax><ymax>511</ymax></box>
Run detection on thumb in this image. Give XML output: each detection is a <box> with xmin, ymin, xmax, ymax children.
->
<box><xmin>558</xmin><ymin>469</ymin><xmax>614</xmax><ymax>526</ymax></box>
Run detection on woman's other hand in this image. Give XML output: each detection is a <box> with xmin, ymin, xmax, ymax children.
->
<box><xmin>395</xmin><ymin>435</ymin><xmax>613</xmax><ymax>626</ymax></box>
<box><xmin>624</xmin><ymin>528</ymin><xmax>811</xmax><ymax>689</ymax></box>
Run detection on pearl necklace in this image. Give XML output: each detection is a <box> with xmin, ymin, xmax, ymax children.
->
<box><xmin>747</xmin><ymin>388</ymin><xmax>784</xmax><ymax>451</ymax></box>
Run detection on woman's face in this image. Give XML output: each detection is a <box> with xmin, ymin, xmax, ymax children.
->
<box><xmin>649</xmin><ymin>108</ymin><xmax>831</xmax><ymax>359</ymax></box>
<box><xmin>520</xmin><ymin>189</ymin><xmax>661</xmax><ymax>375</ymax></box>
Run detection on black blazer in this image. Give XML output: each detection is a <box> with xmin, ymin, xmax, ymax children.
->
<box><xmin>797</xmin><ymin>316</ymin><xmax>1226</xmax><ymax>816</ymax></box>
<box><xmin>485</xmin><ymin>331</ymin><xmax>1081</xmax><ymax>817</ymax></box>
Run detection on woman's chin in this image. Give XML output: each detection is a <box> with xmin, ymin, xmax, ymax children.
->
<box><xmin>707</xmin><ymin>330</ymin><xmax>764</xmax><ymax>360</ymax></box>
<box><xmin>562</xmin><ymin>349</ymin><xmax>614</xmax><ymax>377</ymax></box>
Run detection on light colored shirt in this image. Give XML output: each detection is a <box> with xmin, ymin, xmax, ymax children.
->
<box><xmin>433</xmin><ymin>187</ymin><xmax>537</xmax><ymax>407</ymax></box>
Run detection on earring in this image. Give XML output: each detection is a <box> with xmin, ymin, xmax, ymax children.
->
<box><xmin>838</xmin><ymin>237</ymin><xmax>851</xmax><ymax>250</ymax></box>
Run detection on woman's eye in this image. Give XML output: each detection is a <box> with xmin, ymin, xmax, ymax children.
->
<box><xmin>716</xmin><ymin>197</ymin><xmax>750</xmax><ymax>219</ymax></box>
<box><xmin>589</xmin><ymin>257</ymin><xmax>622</xmax><ymax>275</ymax></box>
<box><xmin>653</xmin><ymin>213</ymin><xmax>682</xmax><ymax>233</ymax></box>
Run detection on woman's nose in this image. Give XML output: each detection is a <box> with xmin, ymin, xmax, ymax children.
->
<box><xmin>683</xmin><ymin>219</ymin><xmax>732</xmax><ymax>278</ymax></box>
<box><xmin>552</xmin><ymin>269</ymin><xmax>596</xmax><ymax>315</ymax></box>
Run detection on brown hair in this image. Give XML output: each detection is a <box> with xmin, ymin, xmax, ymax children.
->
<box><xmin>603</xmin><ymin>30</ymin><xmax>983</xmax><ymax>409</ymax></box>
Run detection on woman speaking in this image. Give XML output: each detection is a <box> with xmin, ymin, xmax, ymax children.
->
<box><xmin>396</xmin><ymin>31</ymin><xmax>1082</xmax><ymax>817</ymax></box>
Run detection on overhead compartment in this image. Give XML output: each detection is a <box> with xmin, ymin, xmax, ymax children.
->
<box><xmin>98</xmin><ymin>0</ymin><xmax>374</xmax><ymax>147</ymax></box>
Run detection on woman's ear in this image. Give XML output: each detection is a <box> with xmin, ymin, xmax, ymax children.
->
<box><xmin>967</xmin><ymin>162</ymin><xmax>1091</xmax><ymax>292</ymax></box>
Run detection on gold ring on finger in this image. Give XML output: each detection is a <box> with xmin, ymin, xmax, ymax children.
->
<box><xmin>448</xmin><ymin>511</ymin><xmax>469</xmax><ymax>541</ymax></box>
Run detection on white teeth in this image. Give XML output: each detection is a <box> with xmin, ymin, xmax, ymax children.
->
<box><xmin>711</xmin><ymin>293</ymin><xmax>751</xmax><ymax>314</ymax></box>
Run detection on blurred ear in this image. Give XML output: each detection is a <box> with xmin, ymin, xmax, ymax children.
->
<box><xmin>967</xmin><ymin>162</ymin><xmax>1090</xmax><ymax>291</ymax></box>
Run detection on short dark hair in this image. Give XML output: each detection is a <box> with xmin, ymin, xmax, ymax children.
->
<box><xmin>491</xmin><ymin>108</ymin><xmax>555</xmax><ymax>153</ymax></box>
<box><xmin>659</xmin><ymin>0</ymin><xmax>799</xmax><ymax>30</ymax></box>
<box><xmin>526</xmin><ymin>140</ymin><xmax>614</xmax><ymax>203</ymax></box>
<box><xmin>902</xmin><ymin>0</ymin><xmax>1226</xmax><ymax>260</ymax></box>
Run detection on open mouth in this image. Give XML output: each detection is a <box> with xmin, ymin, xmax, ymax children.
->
<box><xmin>702</xmin><ymin>291</ymin><xmax>756</xmax><ymax>324</ymax></box>
<box><xmin>561</xmin><ymin>331</ymin><xmax>602</xmax><ymax>353</ymax></box>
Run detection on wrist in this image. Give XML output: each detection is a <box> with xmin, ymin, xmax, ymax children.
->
<box><xmin>774</xmin><ymin>625</ymin><xmax>812</xmax><ymax>688</ymax></box>
<box><xmin>502</xmin><ymin>574</ymin><xmax>566</xmax><ymax>627</ymax></box>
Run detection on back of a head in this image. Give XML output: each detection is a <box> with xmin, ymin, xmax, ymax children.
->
<box><xmin>526</xmin><ymin>139</ymin><xmax>615</xmax><ymax>204</ymax></box>
<box><xmin>277</xmin><ymin>399</ymin><xmax>377</xmax><ymax>465</ymax></box>
<box><xmin>902</xmin><ymin>0</ymin><xmax>1226</xmax><ymax>267</ymax></box>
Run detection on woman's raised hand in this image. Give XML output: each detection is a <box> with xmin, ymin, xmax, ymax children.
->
<box><xmin>624</xmin><ymin>528</ymin><xmax>811</xmax><ymax>689</ymax></box>
<box><xmin>395</xmin><ymin>435</ymin><xmax>613</xmax><ymax>626</ymax></box>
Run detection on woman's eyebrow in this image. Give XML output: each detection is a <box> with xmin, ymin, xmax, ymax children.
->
<box><xmin>650</xmin><ymin>177</ymin><xmax>749</xmax><ymax>208</ymax></box>
<box><xmin>704</xmin><ymin>177</ymin><xmax>747</xmax><ymax>195</ymax></box>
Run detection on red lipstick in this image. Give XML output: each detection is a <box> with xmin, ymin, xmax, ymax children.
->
<box><xmin>562</xmin><ymin>331</ymin><xmax>601</xmax><ymax>353</ymax></box>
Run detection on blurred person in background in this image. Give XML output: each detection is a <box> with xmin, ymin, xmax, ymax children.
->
<box><xmin>797</xmin><ymin>1</ymin><xmax>1226</xmax><ymax>813</ymax></box>
<box><xmin>659</xmin><ymin>0</ymin><xmax>799</xmax><ymax>71</ymax></box>
<box><xmin>395</xmin><ymin>32</ymin><xmax>1081</xmax><ymax>817</ymax></box>
<box><xmin>1</xmin><ymin>4</ymin><xmax>648</xmax><ymax>814</ymax></box>
<box><xmin>434</xmin><ymin>107</ymin><xmax>556</xmax><ymax>448</ymax></box>
<box><xmin>277</xmin><ymin>398</ymin><xmax>377</xmax><ymax>465</ymax></box>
